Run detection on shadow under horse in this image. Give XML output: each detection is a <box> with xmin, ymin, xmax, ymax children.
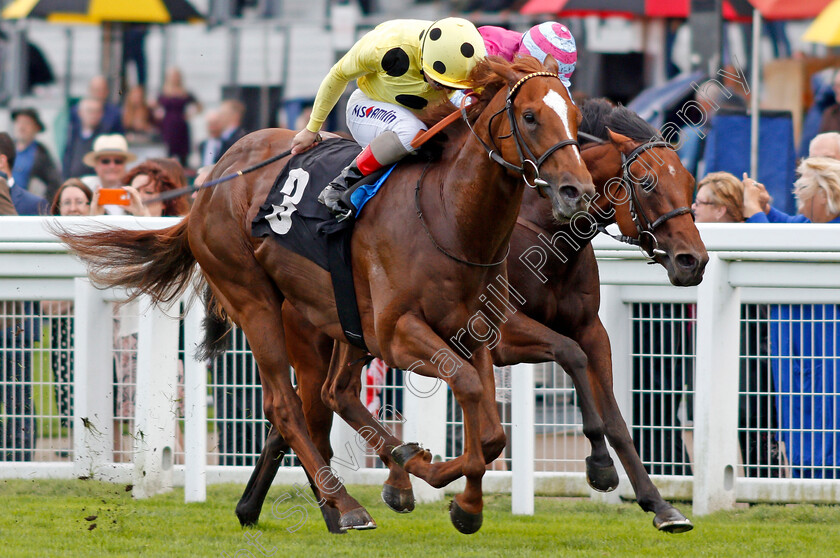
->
<box><xmin>234</xmin><ymin>99</ymin><xmax>707</xmax><ymax>534</ymax></box>
<box><xmin>55</xmin><ymin>55</ymin><xmax>594</xmax><ymax>534</ymax></box>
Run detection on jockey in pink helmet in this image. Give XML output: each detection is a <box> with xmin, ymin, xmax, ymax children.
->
<box><xmin>479</xmin><ymin>22</ymin><xmax>576</xmax><ymax>87</ymax></box>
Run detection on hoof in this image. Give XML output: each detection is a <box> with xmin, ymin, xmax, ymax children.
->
<box><xmin>391</xmin><ymin>442</ymin><xmax>429</xmax><ymax>468</ymax></box>
<box><xmin>449</xmin><ymin>499</ymin><xmax>483</xmax><ymax>534</ymax></box>
<box><xmin>382</xmin><ymin>483</ymin><xmax>415</xmax><ymax>513</ymax></box>
<box><xmin>339</xmin><ymin>507</ymin><xmax>377</xmax><ymax>531</ymax></box>
<box><xmin>320</xmin><ymin>504</ymin><xmax>345</xmax><ymax>535</ymax></box>
<box><xmin>585</xmin><ymin>456</ymin><xmax>619</xmax><ymax>492</ymax></box>
<box><xmin>653</xmin><ymin>507</ymin><xmax>694</xmax><ymax>534</ymax></box>
<box><xmin>235</xmin><ymin>505</ymin><xmax>260</xmax><ymax>527</ymax></box>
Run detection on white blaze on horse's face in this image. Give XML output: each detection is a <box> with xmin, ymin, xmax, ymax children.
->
<box><xmin>542</xmin><ymin>89</ymin><xmax>581</xmax><ymax>163</ymax></box>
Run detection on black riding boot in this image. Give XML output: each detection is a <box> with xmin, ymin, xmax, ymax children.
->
<box><xmin>317</xmin><ymin>162</ymin><xmax>365</xmax><ymax>219</ymax></box>
<box><xmin>318</xmin><ymin>131</ymin><xmax>410</xmax><ymax>219</ymax></box>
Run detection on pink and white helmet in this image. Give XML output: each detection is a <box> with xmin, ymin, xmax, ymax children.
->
<box><xmin>518</xmin><ymin>22</ymin><xmax>576</xmax><ymax>87</ymax></box>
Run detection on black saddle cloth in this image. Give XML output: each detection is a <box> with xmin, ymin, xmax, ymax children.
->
<box><xmin>251</xmin><ymin>138</ymin><xmax>384</xmax><ymax>349</ymax></box>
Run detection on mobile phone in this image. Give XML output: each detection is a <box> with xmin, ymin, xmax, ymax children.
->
<box><xmin>98</xmin><ymin>188</ymin><xmax>130</xmax><ymax>206</ymax></box>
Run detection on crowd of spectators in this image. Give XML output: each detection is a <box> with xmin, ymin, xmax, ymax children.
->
<box><xmin>0</xmin><ymin>69</ymin><xmax>258</xmax><ymax>463</ymax></box>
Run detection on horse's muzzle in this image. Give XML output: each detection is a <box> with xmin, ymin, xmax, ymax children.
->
<box><xmin>550</xmin><ymin>178</ymin><xmax>595</xmax><ymax>220</ymax></box>
<box><xmin>660</xmin><ymin>249</ymin><xmax>708</xmax><ymax>287</ymax></box>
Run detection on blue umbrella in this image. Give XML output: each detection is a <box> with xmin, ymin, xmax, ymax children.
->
<box><xmin>627</xmin><ymin>70</ymin><xmax>707</xmax><ymax>129</ymax></box>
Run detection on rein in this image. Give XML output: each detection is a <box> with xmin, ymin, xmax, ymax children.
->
<box><xmin>148</xmin><ymin>100</ymin><xmax>471</xmax><ymax>206</ymax></box>
<box><xmin>580</xmin><ymin>134</ymin><xmax>692</xmax><ymax>259</ymax></box>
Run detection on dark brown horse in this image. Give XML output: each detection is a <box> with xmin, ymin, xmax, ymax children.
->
<box><xmin>56</xmin><ymin>55</ymin><xmax>594</xmax><ymax>534</ymax></box>
<box><xmin>234</xmin><ymin>99</ymin><xmax>707</xmax><ymax>533</ymax></box>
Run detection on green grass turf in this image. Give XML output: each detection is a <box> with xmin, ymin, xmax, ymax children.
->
<box><xmin>1</xmin><ymin>480</ymin><xmax>839</xmax><ymax>557</ymax></box>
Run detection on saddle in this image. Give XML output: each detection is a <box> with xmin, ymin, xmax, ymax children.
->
<box><xmin>251</xmin><ymin>138</ymin><xmax>391</xmax><ymax>350</ymax></box>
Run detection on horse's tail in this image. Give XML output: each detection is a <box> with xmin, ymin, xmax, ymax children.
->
<box><xmin>54</xmin><ymin>217</ymin><xmax>196</xmax><ymax>306</ymax></box>
<box><xmin>195</xmin><ymin>283</ymin><xmax>232</xmax><ymax>362</ymax></box>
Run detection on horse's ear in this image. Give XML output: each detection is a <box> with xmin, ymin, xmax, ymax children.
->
<box><xmin>607</xmin><ymin>128</ymin><xmax>633</xmax><ymax>148</ymax></box>
<box><xmin>488</xmin><ymin>57</ymin><xmax>520</xmax><ymax>86</ymax></box>
<box><xmin>542</xmin><ymin>54</ymin><xmax>559</xmax><ymax>74</ymax></box>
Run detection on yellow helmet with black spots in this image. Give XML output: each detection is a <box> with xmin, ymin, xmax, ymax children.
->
<box><xmin>420</xmin><ymin>17</ymin><xmax>486</xmax><ymax>90</ymax></box>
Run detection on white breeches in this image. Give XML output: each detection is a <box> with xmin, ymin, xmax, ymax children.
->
<box><xmin>345</xmin><ymin>89</ymin><xmax>427</xmax><ymax>151</ymax></box>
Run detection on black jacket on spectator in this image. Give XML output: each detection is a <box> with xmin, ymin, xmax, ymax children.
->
<box><xmin>62</xmin><ymin>131</ymin><xmax>98</xmax><ymax>181</ymax></box>
<box><xmin>220</xmin><ymin>126</ymin><xmax>247</xmax><ymax>155</ymax></box>
<box><xmin>14</xmin><ymin>141</ymin><xmax>61</xmax><ymax>201</ymax></box>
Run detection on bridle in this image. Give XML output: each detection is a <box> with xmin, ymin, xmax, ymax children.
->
<box><xmin>461</xmin><ymin>71</ymin><xmax>580</xmax><ymax>198</ymax></box>
<box><xmin>579</xmin><ymin>132</ymin><xmax>693</xmax><ymax>259</ymax></box>
<box><xmin>417</xmin><ymin>71</ymin><xmax>579</xmax><ymax>268</ymax></box>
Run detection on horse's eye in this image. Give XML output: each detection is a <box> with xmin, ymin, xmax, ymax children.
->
<box><xmin>523</xmin><ymin>112</ymin><xmax>536</xmax><ymax>124</ymax></box>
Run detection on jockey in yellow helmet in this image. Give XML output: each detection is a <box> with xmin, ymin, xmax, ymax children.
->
<box><xmin>291</xmin><ymin>17</ymin><xmax>487</xmax><ymax>219</ymax></box>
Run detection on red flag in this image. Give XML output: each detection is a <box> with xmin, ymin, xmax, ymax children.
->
<box><xmin>365</xmin><ymin>358</ymin><xmax>389</xmax><ymax>415</ymax></box>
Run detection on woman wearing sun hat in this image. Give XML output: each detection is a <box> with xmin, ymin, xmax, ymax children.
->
<box><xmin>80</xmin><ymin>134</ymin><xmax>138</xmax><ymax>215</ymax></box>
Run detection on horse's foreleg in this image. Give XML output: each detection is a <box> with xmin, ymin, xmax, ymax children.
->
<box><xmin>321</xmin><ymin>342</ymin><xmax>416</xmax><ymax>513</ymax></box>
<box><xmin>577</xmin><ymin>318</ymin><xmax>693</xmax><ymax>533</ymax></box>
<box><xmin>493</xmin><ymin>312</ymin><xmax>616</xmax><ymax>491</ymax></box>
<box><xmin>388</xmin><ymin>314</ymin><xmax>499</xmax><ymax>534</ymax></box>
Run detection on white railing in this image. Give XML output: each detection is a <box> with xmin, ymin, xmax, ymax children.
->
<box><xmin>1</xmin><ymin>218</ymin><xmax>839</xmax><ymax>518</ymax></box>
<box><xmin>592</xmin><ymin>223</ymin><xmax>840</xmax><ymax>517</ymax></box>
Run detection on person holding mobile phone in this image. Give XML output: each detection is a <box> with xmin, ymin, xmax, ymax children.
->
<box><xmin>80</xmin><ymin>134</ymin><xmax>137</xmax><ymax>215</ymax></box>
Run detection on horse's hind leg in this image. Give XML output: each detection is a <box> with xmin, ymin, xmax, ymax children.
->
<box><xmin>493</xmin><ymin>312</ymin><xmax>618</xmax><ymax>492</ymax></box>
<box><xmin>236</xmin><ymin>305</ymin><xmax>344</xmax><ymax>534</ymax></box>
<box><xmin>236</xmin><ymin>426</ymin><xmax>291</xmax><ymax>526</ymax></box>
<box><xmin>576</xmin><ymin>317</ymin><xmax>693</xmax><ymax>533</ymax></box>
<box><xmin>203</xmin><ymin>271</ymin><xmax>374</xmax><ymax>531</ymax></box>
<box><xmin>321</xmin><ymin>342</ymin><xmax>416</xmax><ymax>513</ymax></box>
<box><xmin>284</xmin><ymin>303</ymin><xmax>343</xmax><ymax>533</ymax></box>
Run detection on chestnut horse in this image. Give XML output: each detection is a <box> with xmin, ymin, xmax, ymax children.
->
<box><xmin>234</xmin><ymin>99</ymin><xmax>707</xmax><ymax>533</ymax></box>
<box><xmin>56</xmin><ymin>56</ymin><xmax>594</xmax><ymax>534</ymax></box>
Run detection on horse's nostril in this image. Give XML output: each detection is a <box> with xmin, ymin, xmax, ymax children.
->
<box><xmin>675</xmin><ymin>254</ymin><xmax>697</xmax><ymax>269</ymax></box>
<box><xmin>559</xmin><ymin>185</ymin><xmax>580</xmax><ymax>201</ymax></box>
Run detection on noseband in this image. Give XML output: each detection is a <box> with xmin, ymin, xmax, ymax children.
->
<box><xmin>461</xmin><ymin>71</ymin><xmax>580</xmax><ymax>197</ymax></box>
<box><xmin>582</xmin><ymin>135</ymin><xmax>693</xmax><ymax>260</ymax></box>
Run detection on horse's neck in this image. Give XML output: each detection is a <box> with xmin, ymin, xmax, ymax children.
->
<box><xmin>584</xmin><ymin>142</ymin><xmax>624</xmax><ymax>228</ymax></box>
<box><xmin>439</xmin><ymin>134</ymin><xmax>523</xmax><ymax>262</ymax></box>
<box><xmin>515</xmin><ymin>145</ymin><xmax>624</xmax><ymax>260</ymax></box>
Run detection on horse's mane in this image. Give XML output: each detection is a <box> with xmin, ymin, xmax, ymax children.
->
<box><xmin>421</xmin><ymin>55</ymin><xmax>549</xmax><ymax>127</ymax></box>
<box><xmin>579</xmin><ymin>98</ymin><xmax>662</xmax><ymax>145</ymax></box>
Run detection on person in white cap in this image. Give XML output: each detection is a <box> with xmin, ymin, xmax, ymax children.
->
<box><xmin>80</xmin><ymin>134</ymin><xmax>138</xmax><ymax>214</ymax></box>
